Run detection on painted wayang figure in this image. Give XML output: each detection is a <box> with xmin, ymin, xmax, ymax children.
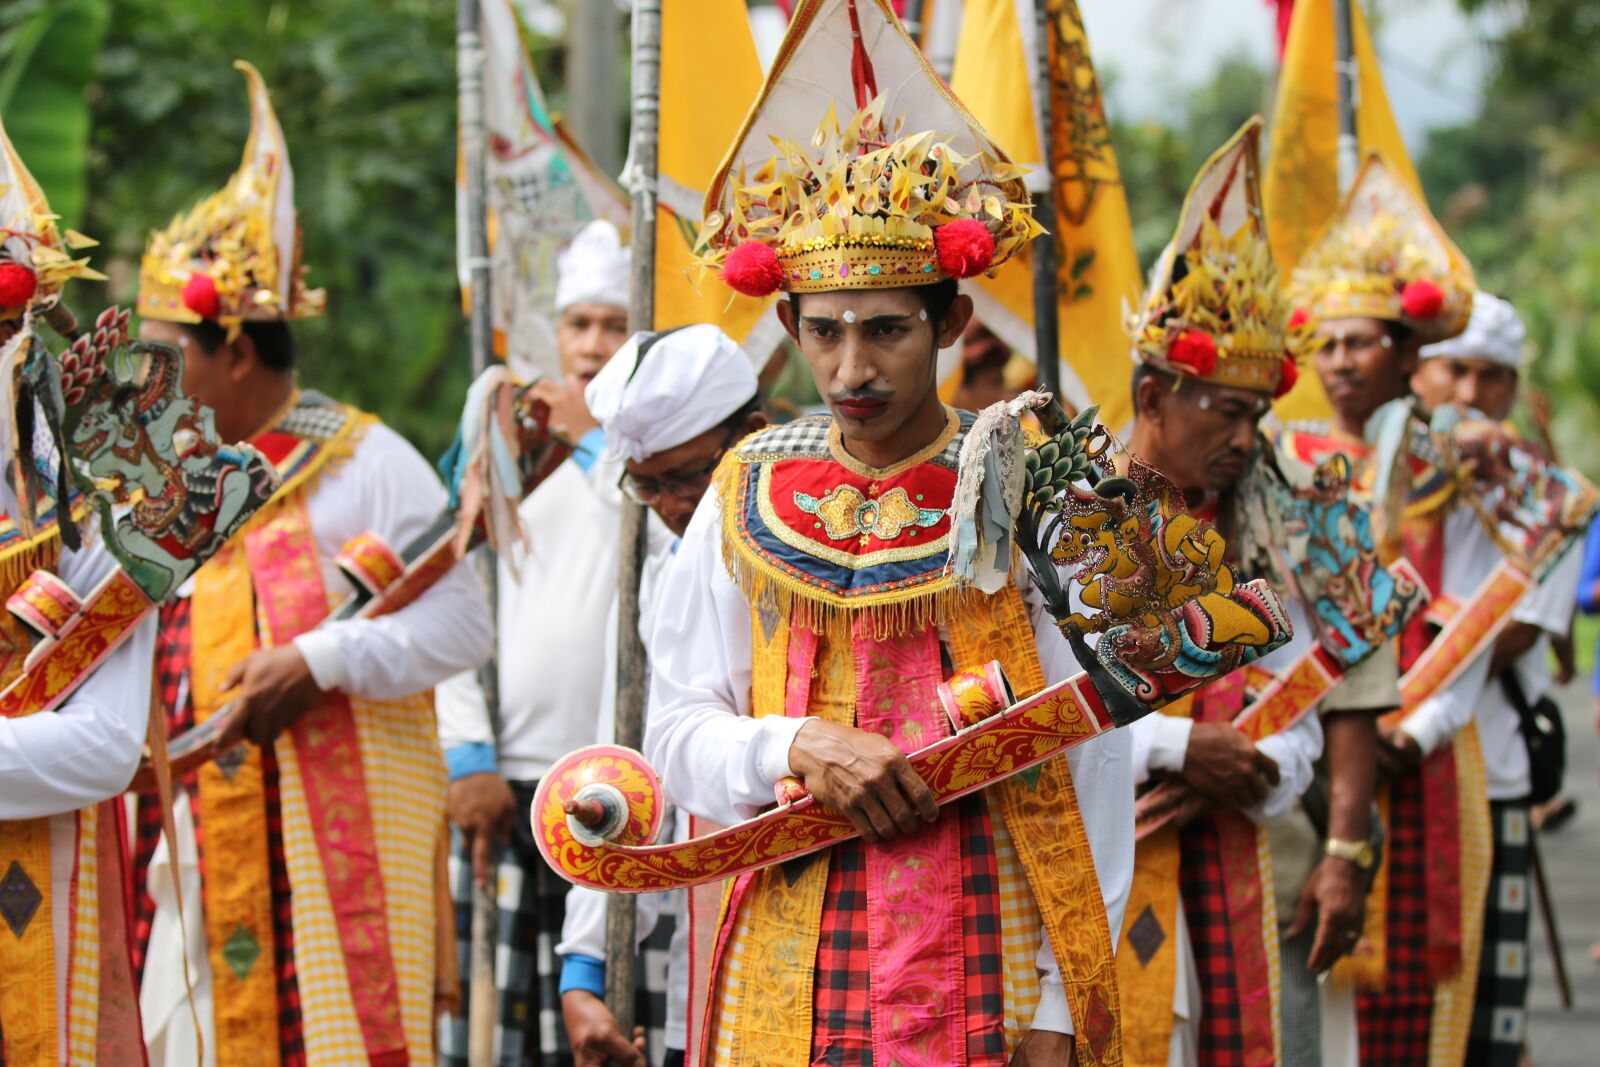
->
<box><xmin>0</xmin><ymin>113</ymin><xmax>278</xmax><ymax>1066</ymax></box>
<box><xmin>1280</xmin><ymin>156</ymin><xmax>1597</xmax><ymax>1067</ymax></box>
<box><xmin>542</xmin><ymin>3</ymin><xmax>1290</xmax><ymax>1065</ymax></box>
<box><xmin>127</xmin><ymin>62</ymin><xmax>493</xmax><ymax>1067</ymax></box>
<box><xmin>1110</xmin><ymin>120</ymin><xmax>1414</xmax><ymax>1067</ymax></box>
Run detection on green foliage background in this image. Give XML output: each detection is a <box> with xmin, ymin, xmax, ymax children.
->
<box><xmin>2</xmin><ymin>0</ymin><xmax>1596</xmax><ymax>473</ymax></box>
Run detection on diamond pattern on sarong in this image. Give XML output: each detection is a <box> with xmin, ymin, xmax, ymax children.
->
<box><xmin>0</xmin><ymin>860</ymin><xmax>42</xmax><ymax>938</ymax></box>
<box><xmin>216</xmin><ymin>743</ymin><xmax>247</xmax><ymax>783</ymax></box>
<box><xmin>1083</xmin><ymin>984</ymin><xmax>1116</xmax><ymax>1059</ymax></box>
<box><xmin>1127</xmin><ymin>902</ymin><xmax>1166</xmax><ymax>967</ymax></box>
<box><xmin>223</xmin><ymin>923</ymin><xmax>261</xmax><ymax>979</ymax></box>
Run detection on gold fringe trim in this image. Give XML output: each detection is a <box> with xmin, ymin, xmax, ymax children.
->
<box><xmin>0</xmin><ymin>497</ymin><xmax>94</xmax><ymax>595</ymax></box>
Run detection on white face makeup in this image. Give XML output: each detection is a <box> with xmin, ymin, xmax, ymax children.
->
<box><xmin>918</xmin><ymin>309</ymin><xmax>928</xmax><ymax>322</ymax></box>
<box><xmin>842</xmin><ymin>309</ymin><xmax>857</xmax><ymax>325</ymax></box>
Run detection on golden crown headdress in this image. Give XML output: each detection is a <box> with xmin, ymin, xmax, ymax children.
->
<box><xmin>0</xmin><ymin>113</ymin><xmax>103</xmax><ymax>322</ymax></box>
<box><xmin>694</xmin><ymin>0</ymin><xmax>1041</xmax><ymax>298</ymax></box>
<box><xmin>1287</xmin><ymin>154</ymin><xmax>1472</xmax><ymax>343</ymax></box>
<box><xmin>138</xmin><ymin>61</ymin><xmax>324</xmax><ymax>332</ymax></box>
<box><xmin>1131</xmin><ymin>119</ymin><xmax>1310</xmax><ymax>397</ymax></box>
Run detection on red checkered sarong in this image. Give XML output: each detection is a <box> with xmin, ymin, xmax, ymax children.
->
<box><xmin>1357</xmin><ymin>764</ymin><xmax>1432</xmax><ymax>1067</ymax></box>
<box><xmin>1179</xmin><ymin>818</ymin><xmax>1244</xmax><ymax>1067</ymax></box>
<box><xmin>809</xmin><ymin>794</ymin><xmax>1007</xmax><ymax>1066</ymax></box>
<box><xmin>129</xmin><ymin>596</ymin><xmax>306</xmax><ymax>1065</ymax></box>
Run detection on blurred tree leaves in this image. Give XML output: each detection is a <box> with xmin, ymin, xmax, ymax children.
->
<box><xmin>78</xmin><ymin>0</ymin><xmax>473</xmax><ymax>457</ymax></box>
<box><xmin>1105</xmin><ymin>53</ymin><xmax>1269</xmax><ymax>268</ymax></box>
<box><xmin>0</xmin><ymin>0</ymin><xmax>109</xmax><ymax>229</ymax></box>
<box><xmin>1424</xmin><ymin>0</ymin><xmax>1600</xmax><ymax>475</ymax></box>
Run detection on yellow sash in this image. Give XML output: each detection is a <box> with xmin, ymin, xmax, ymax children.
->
<box><xmin>0</xmin><ymin>538</ymin><xmax>65</xmax><ymax>1065</ymax></box>
<box><xmin>192</xmin><ymin>532</ymin><xmax>282</xmax><ymax>1066</ymax></box>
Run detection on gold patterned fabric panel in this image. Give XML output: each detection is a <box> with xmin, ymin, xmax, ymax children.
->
<box><xmin>947</xmin><ymin>585</ymin><xmax>1124</xmax><ymax>1066</ymax></box>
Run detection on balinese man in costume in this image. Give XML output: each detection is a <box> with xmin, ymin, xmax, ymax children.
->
<box><xmin>1280</xmin><ymin>157</ymin><xmax>1596</xmax><ymax>1067</ymax></box>
<box><xmin>642</xmin><ymin>3</ymin><xmax>1146</xmax><ymax>1064</ymax></box>
<box><xmin>436</xmin><ymin>216</ymin><xmax>634</xmax><ymax>1067</ymax></box>
<box><xmin>1114</xmin><ymin>122</ymin><xmax>1404</xmax><ymax>1067</ymax></box>
<box><xmin>129</xmin><ymin>62</ymin><xmax>493</xmax><ymax>1067</ymax></box>
<box><xmin>0</xmin><ymin>116</ymin><xmax>160</xmax><ymax>1067</ymax></box>
<box><xmin>1410</xmin><ymin>291</ymin><xmax>1582</xmax><ymax>1067</ymax></box>
<box><xmin>556</xmin><ymin>324</ymin><xmax>767</xmax><ymax>1067</ymax></box>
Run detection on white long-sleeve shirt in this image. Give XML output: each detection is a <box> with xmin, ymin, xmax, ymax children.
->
<box><xmin>141</xmin><ymin>415</ymin><xmax>490</xmax><ymax>1067</ymax></box>
<box><xmin>0</xmin><ymin>507</ymin><xmax>156</xmax><ymax>819</ymax></box>
<box><xmin>1398</xmin><ymin>505</ymin><xmax>1509</xmax><ymax>757</ymax></box>
<box><xmin>1475</xmin><ymin>544</ymin><xmax>1581</xmax><ymax>799</ymax></box>
<box><xmin>645</xmin><ymin>487</ymin><xmax>1135</xmax><ymax>1036</ymax></box>
<box><xmin>1129</xmin><ymin>595</ymin><xmax>1325</xmax><ymax>824</ymax></box>
<box><xmin>0</xmin><ymin>493</ymin><xmax>157</xmax><ymax>1065</ymax></box>
<box><xmin>289</xmin><ymin>421</ymin><xmax>494</xmax><ymax>698</ymax></box>
<box><xmin>435</xmin><ymin>457</ymin><xmax>619</xmax><ymax>780</ymax></box>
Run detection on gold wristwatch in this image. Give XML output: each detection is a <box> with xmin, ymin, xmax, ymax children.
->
<box><xmin>1324</xmin><ymin>836</ymin><xmax>1375</xmax><ymax>871</ymax></box>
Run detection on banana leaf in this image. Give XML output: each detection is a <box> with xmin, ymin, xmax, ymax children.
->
<box><xmin>0</xmin><ymin>0</ymin><xmax>110</xmax><ymax>230</ymax></box>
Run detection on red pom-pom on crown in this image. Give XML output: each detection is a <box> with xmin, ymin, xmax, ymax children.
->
<box><xmin>1168</xmin><ymin>328</ymin><xmax>1218</xmax><ymax>377</ymax></box>
<box><xmin>721</xmin><ymin>242</ymin><xmax>785</xmax><ymax>298</ymax></box>
<box><xmin>934</xmin><ymin>220</ymin><xmax>995</xmax><ymax>279</ymax></box>
<box><xmin>1274</xmin><ymin>355</ymin><xmax>1299</xmax><ymax>399</ymax></box>
<box><xmin>1287</xmin><ymin>308</ymin><xmax>1310</xmax><ymax>331</ymax></box>
<box><xmin>1400</xmin><ymin>279</ymin><xmax>1444</xmax><ymax>321</ymax></box>
<box><xmin>182</xmin><ymin>272</ymin><xmax>221</xmax><ymax>320</ymax></box>
<box><xmin>0</xmin><ymin>263</ymin><xmax>39</xmax><ymax>311</ymax></box>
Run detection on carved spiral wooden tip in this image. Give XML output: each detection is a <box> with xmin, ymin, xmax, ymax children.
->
<box><xmin>564</xmin><ymin>797</ymin><xmax>607</xmax><ymax>830</ymax></box>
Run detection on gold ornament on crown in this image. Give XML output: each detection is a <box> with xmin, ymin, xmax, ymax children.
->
<box><xmin>0</xmin><ymin>114</ymin><xmax>104</xmax><ymax>321</ymax></box>
<box><xmin>694</xmin><ymin>96</ymin><xmax>1043</xmax><ymax>293</ymax></box>
<box><xmin>1287</xmin><ymin>154</ymin><xmax>1472</xmax><ymax>343</ymax></box>
<box><xmin>137</xmin><ymin>61</ymin><xmax>325</xmax><ymax>333</ymax></box>
<box><xmin>1131</xmin><ymin>118</ymin><xmax>1310</xmax><ymax>395</ymax></box>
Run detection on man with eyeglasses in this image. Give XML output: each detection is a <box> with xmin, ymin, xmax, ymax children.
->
<box><xmin>1113</xmin><ymin>123</ymin><xmax>1398</xmax><ymax>1067</ymax></box>
<box><xmin>435</xmin><ymin>219</ymin><xmax>638</xmax><ymax>1066</ymax></box>
<box><xmin>554</xmin><ymin>324</ymin><xmax>766</xmax><ymax>1067</ymax></box>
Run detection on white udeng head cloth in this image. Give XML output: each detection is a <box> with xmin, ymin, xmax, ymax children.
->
<box><xmin>555</xmin><ymin>219</ymin><xmax>632</xmax><ymax>312</ymax></box>
<box><xmin>1419</xmin><ymin>290</ymin><xmax>1525</xmax><ymax>370</ymax></box>
<box><xmin>585</xmin><ymin>323</ymin><xmax>759</xmax><ymax>463</ymax></box>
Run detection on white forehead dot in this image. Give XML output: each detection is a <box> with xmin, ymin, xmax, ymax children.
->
<box><xmin>842</xmin><ymin>310</ymin><xmax>857</xmax><ymax>325</ymax></box>
<box><xmin>918</xmin><ymin>309</ymin><xmax>928</xmax><ymax>322</ymax></box>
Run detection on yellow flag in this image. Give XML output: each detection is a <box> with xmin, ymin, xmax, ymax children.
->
<box><xmin>950</xmin><ymin>0</ymin><xmax>1143</xmax><ymax>430</ymax></box>
<box><xmin>656</xmin><ymin>0</ymin><xmax>773</xmax><ymax>346</ymax></box>
<box><xmin>1265</xmin><ymin>0</ymin><xmax>1421</xmax><ymax>421</ymax></box>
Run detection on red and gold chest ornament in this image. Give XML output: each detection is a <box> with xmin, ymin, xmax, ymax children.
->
<box><xmin>719</xmin><ymin>407</ymin><xmax>965</xmax><ymax>634</ymax></box>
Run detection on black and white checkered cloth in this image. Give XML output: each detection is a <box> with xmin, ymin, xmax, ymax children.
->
<box><xmin>437</xmin><ymin>781</ymin><xmax>676</xmax><ymax>1067</ymax></box>
<box><xmin>1466</xmin><ymin>799</ymin><xmax>1532</xmax><ymax>1067</ymax></box>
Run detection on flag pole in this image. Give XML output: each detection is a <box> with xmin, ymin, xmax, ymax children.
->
<box><xmin>902</xmin><ymin>0</ymin><xmax>925</xmax><ymax>43</ymax></box>
<box><xmin>1332</xmin><ymin>0</ymin><xmax>1359</xmax><ymax>194</ymax></box>
<box><xmin>607</xmin><ymin>0</ymin><xmax>662</xmax><ymax>1039</ymax></box>
<box><xmin>456</xmin><ymin>0</ymin><xmax>500</xmax><ymax>1061</ymax></box>
<box><xmin>1031</xmin><ymin>0</ymin><xmax>1062</xmax><ymax>396</ymax></box>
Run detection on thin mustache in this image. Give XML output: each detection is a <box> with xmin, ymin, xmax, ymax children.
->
<box><xmin>831</xmin><ymin>388</ymin><xmax>893</xmax><ymax>403</ymax></box>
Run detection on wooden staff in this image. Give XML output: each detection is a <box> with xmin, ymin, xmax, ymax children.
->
<box><xmin>1332</xmin><ymin>0</ymin><xmax>1359</xmax><ymax>194</ymax></box>
<box><xmin>608</xmin><ymin>0</ymin><xmax>663</xmax><ymax>1045</ymax></box>
<box><xmin>1031</xmin><ymin>0</ymin><xmax>1061</xmax><ymax>397</ymax></box>
<box><xmin>456</xmin><ymin>0</ymin><xmax>500</xmax><ymax>1060</ymax></box>
<box><xmin>1528</xmin><ymin>825</ymin><xmax>1573</xmax><ymax>1009</ymax></box>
